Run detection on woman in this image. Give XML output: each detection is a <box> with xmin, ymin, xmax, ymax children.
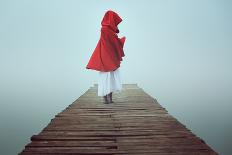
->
<box><xmin>86</xmin><ymin>10</ymin><xmax>126</xmax><ymax>104</ymax></box>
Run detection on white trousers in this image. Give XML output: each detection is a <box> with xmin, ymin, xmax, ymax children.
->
<box><xmin>98</xmin><ymin>67</ymin><xmax>122</xmax><ymax>96</ymax></box>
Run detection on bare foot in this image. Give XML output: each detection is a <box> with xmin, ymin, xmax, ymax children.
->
<box><xmin>109</xmin><ymin>92</ymin><xmax>114</xmax><ymax>103</ymax></box>
<box><xmin>103</xmin><ymin>95</ymin><xmax>109</xmax><ymax>104</ymax></box>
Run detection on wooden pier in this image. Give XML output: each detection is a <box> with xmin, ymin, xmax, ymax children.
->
<box><xmin>19</xmin><ymin>84</ymin><xmax>218</xmax><ymax>155</ymax></box>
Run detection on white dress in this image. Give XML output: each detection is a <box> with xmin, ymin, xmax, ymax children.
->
<box><xmin>98</xmin><ymin>67</ymin><xmax>122</xmax><ymax>96</ymax></box>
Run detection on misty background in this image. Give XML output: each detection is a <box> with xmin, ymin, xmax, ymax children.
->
<box><xmin>0</xmin><ymin>0</ymin><xmax>231</xmax><ymax>154</ymax></box>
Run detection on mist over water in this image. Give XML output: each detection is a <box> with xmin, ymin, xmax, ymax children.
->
<box><xmin>0</xmin><ymin>0</ymin><xmax>231</xmax><ymax>155</ymax></box>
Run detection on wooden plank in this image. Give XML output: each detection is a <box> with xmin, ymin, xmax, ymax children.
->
<box><xmin>19</xmin><ymin>84</ymin><xmax>218</xmax><ymax>155</ymax></box>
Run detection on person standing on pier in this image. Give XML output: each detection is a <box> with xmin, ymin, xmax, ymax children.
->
<box><xmin>86</xmin><ymin>10</ymin><xmax>126</xmax><ymax>104</ymax></box>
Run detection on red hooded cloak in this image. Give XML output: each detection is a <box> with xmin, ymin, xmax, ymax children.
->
<box><xmin>86</xmin><ymin>10</ymin><xmax>126</xmax><ymax>72</ymax></box>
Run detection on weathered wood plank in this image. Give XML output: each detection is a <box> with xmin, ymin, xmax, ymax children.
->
<box><xmin>19</xmin><ymin>84</ymin><xmax>218</xmax><ymax>155</ymax></box>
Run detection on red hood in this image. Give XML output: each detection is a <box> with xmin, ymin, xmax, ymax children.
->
<box><xmin>86</xmin><ymin>10</ymin><xmax>125</xmax><ymax>72</ymax></box>
<box><xmin>101</xmin><ymin>10</ymin><xmax>122</xmax><ymax>33</ymax></box>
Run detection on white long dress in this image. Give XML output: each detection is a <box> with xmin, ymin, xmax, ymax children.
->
<box><xmin>98</xmin><ymin>67</ymin><xmax>122</xmax><ymax>96</ymax></box>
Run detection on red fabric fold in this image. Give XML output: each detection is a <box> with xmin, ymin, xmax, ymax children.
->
<box><xmin>86</xmin><ymin>10</ymin><xmax>126</xmax><ymax>72</ymax></box>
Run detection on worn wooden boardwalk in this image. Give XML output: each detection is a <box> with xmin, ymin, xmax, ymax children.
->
<box><xmin>19</xmin><ymin>84</ymin><xmax>218</xmax><ymax>155</ymax></box>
